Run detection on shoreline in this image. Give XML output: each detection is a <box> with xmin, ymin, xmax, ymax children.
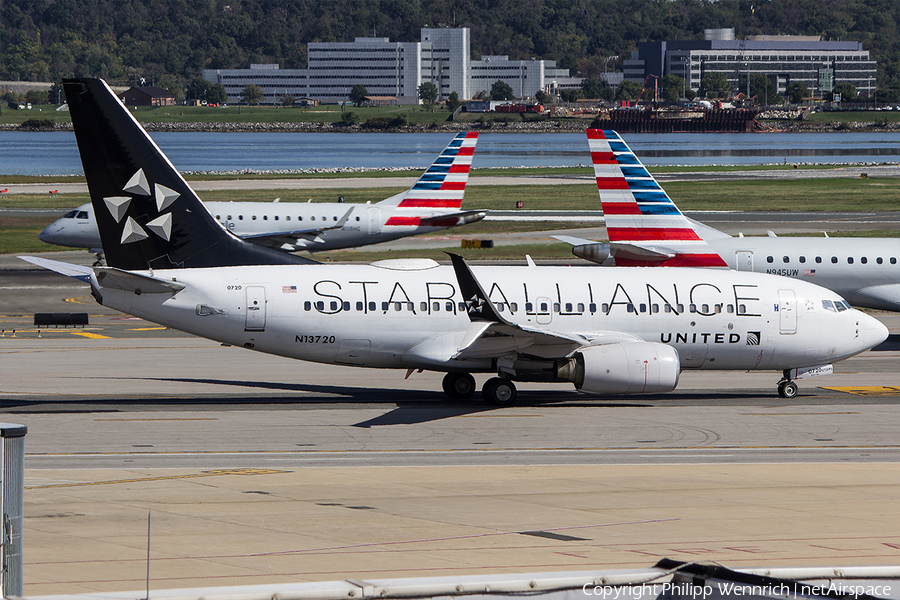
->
<box><xmin>5</xmin><ymin>120</ymin><xmax>900</xmax><ymax>133</ymax></box>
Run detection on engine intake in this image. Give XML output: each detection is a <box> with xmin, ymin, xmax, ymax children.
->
<box><xmin>556</xmin><ymin>342</ymin><xmax>680</xmax><ymax>394</ymax></box>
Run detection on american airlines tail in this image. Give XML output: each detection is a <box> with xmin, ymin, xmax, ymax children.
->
<box><xmin>586</xmin><ymin>129</ymin><xmax>729</xmax><ymax>267</ymax></box>
<box><xmin>63</xmin><ymin>78</ymin><xmax>312</xmax><ymax>271</ymax></box>
<box><xmin>376</xmin><ymin>132</ymin><xmax>478</xmax><ymax>210</ymax></box>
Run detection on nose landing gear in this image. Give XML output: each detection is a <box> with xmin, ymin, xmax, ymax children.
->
<box><xmin>777</xmin><ymin>370</ymin><xmax>799</xmax><ymax>398</ymax></box>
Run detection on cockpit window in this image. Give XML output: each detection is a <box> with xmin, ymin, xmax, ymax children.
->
<box><xmin>822</xmin><ymin>300</ymin><xmax>835</xmax><ymax>312</ymax></box>
<box><xmin>76</xmin><ymin>211</ymin><xmax>89</xmax><ymax>219</ymax></box>
<box><xmin>63</xmin><ymin>210</ymin><xmax>78</xmax><ymax>218</ymax></box>
<box><xmin>835</xmin><ymin>300</ymin><xmax>849</xmax><ymax>312</ymax></box>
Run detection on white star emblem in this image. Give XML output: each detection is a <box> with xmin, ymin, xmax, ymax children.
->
<box><xmin>465</xmin><ymin>294</ymin><xmax>484</xmax><ymax>314</ymax></box>
<box><xmin>102</xmin><ymin>169</ymin><xmax>181</xmax><ymax>244</ymax></box>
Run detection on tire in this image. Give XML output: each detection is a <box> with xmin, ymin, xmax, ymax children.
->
<box><xmin>778</xmin><ymin>381</ymin><xmax>799</xmax><ymax>398</ymax></box>
<box><xmin>442</xmin><ymin>372</ymin><xmax>476</xmax><ymax>399</ymax></box>
<box><xmin>482</xmin><ymin>377</ymin><xmax>517</xmax><ymax>406</ymax></box>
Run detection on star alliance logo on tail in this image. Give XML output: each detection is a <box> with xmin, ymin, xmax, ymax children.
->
<box><xmin>102</xmin><ymin>168</ymin><xmax>180</xmax><ymax>244</ymax></box>
<box><xmin>465</xmin><ymin>294</ymin><xmax>485</xmax><ymax>315</ymax></box>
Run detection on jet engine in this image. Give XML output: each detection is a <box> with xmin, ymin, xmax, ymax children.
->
<box><xmin>556</xmin><ymin>342</ymin><xmax>680</xmax><ymax>394</ymax></box>
<box><xmin>570</xmin><ymin>241</ymin><xmax>610</xmax><ymax>264</ymax></box>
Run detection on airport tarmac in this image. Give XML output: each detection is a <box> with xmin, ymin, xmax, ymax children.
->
<box><xmin>2</xmin><ymin>251</ymin><xmax>900</xmax><ymax>595</ymax></box>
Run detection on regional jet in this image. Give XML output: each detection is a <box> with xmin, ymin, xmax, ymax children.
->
<box><xmin>555</xmin><ymin>129</ymin><xmax>900</xmax><ymax>312</ymax></box>
<box><xmin>38</xmin><ymin>133</ymin><xmax>483</xmax><ymax>261</ymax></box>
<box><xmin>21</xmin><ymin>79</ymin><xmax>888</xmax><ymax>404</ymax></box>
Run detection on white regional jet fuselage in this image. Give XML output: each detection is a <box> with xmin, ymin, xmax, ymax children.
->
<box><xmin>90</xmin><ymin>261</ymin><xmax>884</xmax><ymax>378</ymax></box>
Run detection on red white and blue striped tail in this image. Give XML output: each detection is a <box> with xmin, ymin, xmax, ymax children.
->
<box><xmin>587</xmin><ymin>129</ymin><xmax>727</xmax><ymax>267</ymax></box>
<box><xmin>379</xmin><ymin>132</ymin><xmax>478</xmax><ymax>209</ymax></box>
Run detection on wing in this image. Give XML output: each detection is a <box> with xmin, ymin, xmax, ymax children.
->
<box><xmin>447</xmin><ymin>253</ymin><xmax>641</xmax><ymax>361</ymax></box>
<box><xmin>241</xmin><ymin>208</ymin><xmax>353</xmax><ymax>250</ymax></box>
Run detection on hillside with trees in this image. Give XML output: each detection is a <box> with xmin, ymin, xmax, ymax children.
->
<box><xmin>3</xmin><ymin>0</ymin><xmax>899</xmax><ymax>98</ymax></box>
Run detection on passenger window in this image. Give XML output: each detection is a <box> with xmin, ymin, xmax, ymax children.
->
<box><xmin>304</xmin><ymin>301</ymin><xmax>311</xmax><ymax>311</ymax></box>
<box><xmin>510</xmin><ymin>303</ymin><xmax>518</xmax><ymax>312</ymax></box>
<box><xmin>799</xmin><ymin>256</ymin><xmax>806</xmax><ymax>263</ymax></box>
<box><xmin>368</xmin><ymin>302</ymin><xmax>376</xmax><ymax>311</ymax></box>
<box><xmin>815</xmin><ymin>256</ymin><xmax>822</xmax><ymax>263</ymax></box>
<box><xmin>458</xmin><ymin>302</ymin><xmax>466</xmax><ymax>312</ymax></box>
<box><xmin>565</xmin><ymin>303</ymin><xmax>573</xmax><ymax>312</ymax></box>
<box><xmin>216</xmin><ymin>215</ymin><xmax>221</xmax><ymax>220</ymax></box>
<box><xmin>315</xmin><ymin>301</ymin><xmax>324</xmax><ymax>311</ymax></box>
<box><xmin>263</xmin><ymin>215</ymin><xmax>268</xmax><ymax>220</ymax></box>
<box><xmin>407</xmin><ymin>302</ymin><xmax>414</xmax><ymax>312</ymax></box>
<box><xmin>714</xmin><ymin>304</ymin><xmax>722</xmax><ymax>313</ymax></box>
<box><xmin>432</xmin><ymin>302</ymin><xmax>440</xmax><ymax>312</ymax></box>
<box><xmin>381</xmin><ymin>302</ymin><xmax>389</xmax><ymax>311</ymax></box>
<box><xmin>274</xmin><ymin>216</ymin><xmax>279</xmax><ymax>221</ymax></box>
<box><xmin>497</xmin><ymin>303</ymin><xmax>505</xmax><ymax>313</ymax></box>
<box><xmin>767</xmin><ymin>256</ymin><xmax>774</xmax><ymax>263</ymax></box>
<box><xmin>589</xmin><ymin>303</ymin><xmax>596</xmax><ymax>312</ymax></box>
<box><xmin>877</xmin><ymin>257</ymin><xmax>883</xmax><ymax>264</ymax></box>
<box><xmin>651</xmin><ymin>303</ymin><xmax>659</xmax><ymax>314</ymax></box>
<box><xmin>420</xmin><ymin>302</ymin><xmax>428</xmax><ymax>312</ymax></box>
<box><xmin>526</xmin><ymin>302</ymin><xmax>534</xmax><ymax>312</ymax></box>
<box><xmin>783</xmin><ymin>256</ymin><xmax>789</xmax><ymax>263</ymax></box>
<box><xmin>602</xmin><ymin>303</ymin><xmax>610</xmax><ymax>313</ymax></box>
<box><xmin>299</xmin><ymin>216</ymin><xmax>303</xmax><ymax>221</ymax></box>
<box><xmin>639</xmin><ymin>303</ymin><xmax>647</xmax><ymax>313</ymax></box>
<box><xmin>626</xmin><ymin>304</ymin><xmax>634</xmax><ymax>313</ymax></box>
<box><xmin>239</xmin><ymin>215</ymin><xmax>243</xmax><ymax>220</ymax></box>
<box><xmin>677</xmin><ymin>304</ymin><xmax>684</xmax><ymax>313</ymax></box>
<box><xmin>847</xmin><ymin>257</ymin><xmax>854</xmax><ymax>264</ymax></box>
<box><xmin>252</xmin><ymin>215</ymin><xmax>257</xmax><ymax>220</ymax></box>
<box><xmin>394</xmin><ymin>302</ymin><xmax>402</xmax><ymax>311</ymax></box>
<box><xmin>738</xmin><ymin>304</ymin><xmax>746</xmax><ymax>314</ymax></box>
<box><xmin>445</xmin><ymin>301</ymin><xmax>454</xmax><ymax>312</ymax></box>
<box><xmin>330</xmin><ymin>301</ymin><xmax>338</xmax><ymax>311</ymax></box>
<box><xmin>689</xmin><ymin>304</ymin><xmax>697</xmax><ymax>313</ymax></box>
<box><xmin>553</xmin><ymin>303</ymin><xmax>560</xmax><ymax>313</ymax></box>
<box><xmin>861</xmin><ymin>257</ymin><xmax>867</xmax><ymax>264</ymax></box>
<box><xmin>341</xmin><ymin>301</ymin><xmax>349</xmax><ymax>311</ymax></box>
<box><xmin>356</xmin><ymin>216</ymin><xmax>360</xmax><ymax>221</ymax></box>
<box><xmin>540</xmin><ymin>302</ymin><xmax>548</xmax><ymax>312</ymax></box>
<box><xmin>893</xmin><ymin>258</ymin><xmax>898</xmax><ymax>264</ymax></box>
<box><xmin>831</xmin><ymin>256</ymin><xmax>838</xmax><ymax>263</ymax></box>
<box><xmin>702</xmin><ymin>303</ymin><xmax>709</xmax><ymax>313</ymax></box>
<box><xmin>356</xmin><ymin>302</ymin><xmax>364</xmax><ymax>311</ymax></box>
<box><xmin>577</xmin><ymin>303</ymin><xmax>584</xmax><ymax>312</ymax></box>
<box><xmin>664</xmin><ymin>304</ymin><xmax>672</xmax><ymax>313</ymax></box>
<box><xmin>726</xmin><ymin>304</ymin><xmax>734</xmax><ymax>313</ymax></box>
<box><xmin>311</xmin><ymin>216</ymin><xmax>315</xmax><ymax>221</ymax></box>
<box><xmin>286</xmin><ymin>216</ymin><xmax>290</xmax><ymax>221</ymax></box>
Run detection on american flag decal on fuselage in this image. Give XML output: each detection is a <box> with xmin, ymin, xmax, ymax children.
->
<box><xmin>587</xmin><ymin>129</ymin><xmax>727</xmax><ymax>267</ymax></box>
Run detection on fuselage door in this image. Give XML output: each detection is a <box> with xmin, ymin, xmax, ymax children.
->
<box><xmin>244</xmin><ymin>286</ymin><xmax>267</xmax><ymax>331</ymax></box>
<box><xmin>778</xmin><ymin>289</ymin><xmax>797</xmax><ymax>334</ymax></box>
<box><xmin>536</xmin><ymin>296</ymin><xmax>552</xmax><ymax>324</ymax></box>
<box><xmin>368</xmin><ymin>207</ymin><xmax>381</xmax><ymax>235</ymax></box>
<box><xmin>735</xmin><ymin>251</ymin><xmax>754</xmax><ymax>272</ymax></box>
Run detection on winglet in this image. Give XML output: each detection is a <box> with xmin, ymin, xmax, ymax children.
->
<box><xmin>446</xmin><ymin>253</ymin><xmax>509</xmax><ymax>324</ymax></box>
<box><xmin>586</xmin><ymin>129</ymin><xmax>727</xmax><ymax>267</ymax></box>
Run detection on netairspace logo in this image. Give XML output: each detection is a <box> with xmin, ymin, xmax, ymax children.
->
<box><xmin>582</xmin><ymin>581</ymin><xmax>894</xmax><ymax>599</ymax></box>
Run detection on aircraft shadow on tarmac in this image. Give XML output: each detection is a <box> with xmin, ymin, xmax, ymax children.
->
<box><xmin>0</xmin><ymin>374</ymin><xmax>772</xmax><ymax>426</ymax></box>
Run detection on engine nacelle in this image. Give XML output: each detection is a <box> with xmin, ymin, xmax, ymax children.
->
<box><xmin>556</xmin><ymin>342</ymin><xmax>680</xmax><ymax>394</ymax></box>
<box><xmin>571</xmin><ymin>242</ymin><xmax>610</xmax><ymax>264</ymax></box>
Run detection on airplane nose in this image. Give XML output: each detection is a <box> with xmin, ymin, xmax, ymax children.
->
<box><xmin>864</xmin><ymin>314</ymin><xmax>890</xmax><ymax>349</ymax></box>
<box><xmin>38</xmin><ymin>225</ymin><xmax>58</xmax><ymax>243</ymax></box>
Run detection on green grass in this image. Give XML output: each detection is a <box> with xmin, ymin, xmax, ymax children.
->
<box><xmin>804</xmin><ymin>110</ymin><xmax>900</xmax><ymax>124</ymax></box>
<box><xmin>1</xmin><ymin>103</ymin><xmax>458</xmax><ymax>126</ymax></box>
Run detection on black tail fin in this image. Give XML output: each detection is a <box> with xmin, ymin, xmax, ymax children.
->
<box><xmin>63</xmin><ymin>78</ymin><xmax>313</xmax><ymax>270</ymax></box>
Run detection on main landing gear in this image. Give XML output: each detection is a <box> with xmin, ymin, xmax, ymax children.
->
<box><xmin>777</xmin><ymin>370</ymin><xmax>799</xmax><ymax>398</ymax></box>
<box><xmin>441</xmin><ymin>373</ymin><xmax>518</xmax><ymax>406</ymax></box>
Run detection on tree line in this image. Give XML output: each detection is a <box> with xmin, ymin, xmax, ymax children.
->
<box><xmin>3</xmin><ymin>0</ymin><xmax>899</xmax><ymax>101</ymax></box>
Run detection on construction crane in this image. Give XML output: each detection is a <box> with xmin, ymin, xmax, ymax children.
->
<box><xmin>635</xmin><ymin>74</ymin><xmax>659</xmax><ymax>105</ymax></box>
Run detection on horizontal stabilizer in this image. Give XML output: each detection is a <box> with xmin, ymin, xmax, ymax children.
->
<box><xmin>418</xmin><ymin>210</ymin><xmax>486</xmax><ymax>228</ymax></box>
<box><xmin>18</xmin><ymin>256</ymin><xmax>93</xmax><ymax>283</ymax></box>
<box><xmin>95</xmin><ymin>268</ymin><xmax>185</xmax><ymax>294</ymax></box>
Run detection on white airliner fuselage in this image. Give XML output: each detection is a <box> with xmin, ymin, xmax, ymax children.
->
<box><xmin>86</xmin><ymin>261</ymin><xmax>883</xmax><ymax>375</ymax></box>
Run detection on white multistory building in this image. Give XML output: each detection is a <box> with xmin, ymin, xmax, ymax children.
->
<box><xmin>202</xmin><ymin>27</ymin><xmax>576</xmax><ymax>104</ymax></box>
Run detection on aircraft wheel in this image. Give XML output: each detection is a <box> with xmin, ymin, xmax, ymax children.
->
<box><xmin>442</xmin><ymin>372</ymin><xmax>476</xmax><ymax>399</ymax></box>
<box><xmin>482</xmin><ymin>377</ymin><xmax>517</xmax><ymax>406</ymax></box>
<box><xmin>778</xmin><ymin>381</ymin><xmax>798</xmax><ymax>399</ymax></box>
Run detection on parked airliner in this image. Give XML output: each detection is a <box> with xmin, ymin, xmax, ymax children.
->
<box><xmin>38</xmin><ymin>133</ymin><xmax>483</xmax><ymax>260</ymax></box>
<box><xmin>22</xmin><ymin>79</ymin><xmax>888</xmax><ymax>404</ymax></box>
<box><xmin>555</xmin><ymin>129</ymin><xmax>900</xmax><ymax>312</ymax></box>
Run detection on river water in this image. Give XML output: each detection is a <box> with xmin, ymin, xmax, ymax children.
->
<box><xmin>2</xmin><ymin>131</ymin><xmax>899</xmax><ymax>176</ymax></box>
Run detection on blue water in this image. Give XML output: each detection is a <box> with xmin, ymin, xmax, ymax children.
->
<box><xmin>2</xmin><ymin>131</ymin><xmax>899</xmax><ymax>176</ymax></box>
